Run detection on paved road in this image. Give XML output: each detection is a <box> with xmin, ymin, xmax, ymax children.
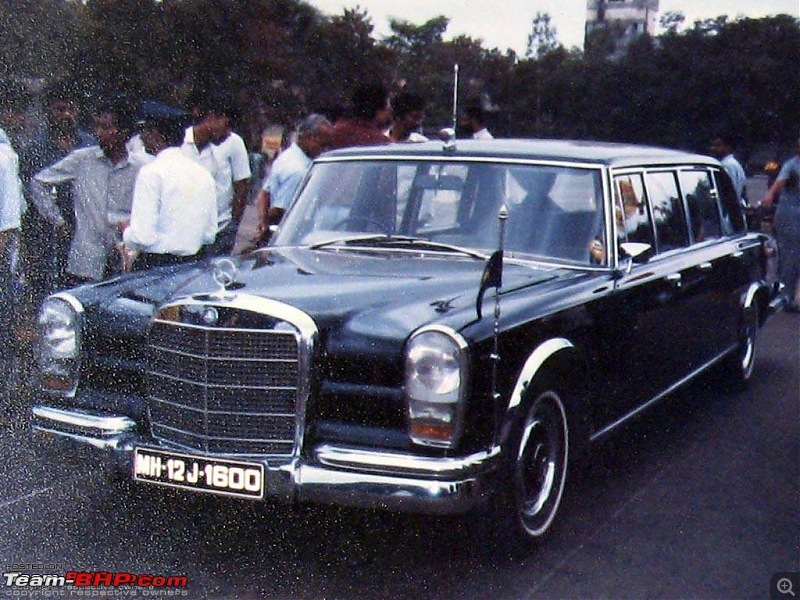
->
<box><xmin>0</xmin><ymin>312</ymin><xmax>797</xmax><ymax>599</ymax></box>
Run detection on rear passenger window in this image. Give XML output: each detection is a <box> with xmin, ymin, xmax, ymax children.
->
<box><xmin>614</xmin><ymin>174</ymin><xmax>654</xmax><ymax>248</ymax></box>
<box><xmin>713</xmin><ymin>169</ymin><xmax>747</xmax><ymax>234</ymax></box>
<box><xmin>680</xmin><ymin>170</ymin><xmax>722</xmax><ymax>242</ymax></box>
<box><xmin>645</xmin><ymin>171</ymin><xmax>689</xmax><ymax>252</ymax></box>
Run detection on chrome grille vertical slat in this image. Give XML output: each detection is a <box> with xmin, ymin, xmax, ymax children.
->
<box><xmin>145</xmin><ymin>298</ymin><xmax>314</xmax><ymax>460</ymax></box>
<box><xmin>202</xmin><ymin>326</ymin><xmax>209</xmax><ymax>453</ymax></box>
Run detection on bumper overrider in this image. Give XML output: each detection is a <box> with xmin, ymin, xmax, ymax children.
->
<box><xmin>30</xmin><ymin>403</ymin><xmax>500</xmax><ymax>514</ymax></box>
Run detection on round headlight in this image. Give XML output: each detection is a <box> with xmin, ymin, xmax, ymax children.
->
<box><xmin>38</xmin><ymin>297</ymin><xmax>80</xmax><ymax>360</ymax></box>
<box><xmin>405</xmin><ymin>327</ymin><xmax>468</xmax><ymax>448</ymax></box>
<box><xmin>406</xmin><ymin>331</ymin><xmax>463</xmax><ymax>401</ymax></box>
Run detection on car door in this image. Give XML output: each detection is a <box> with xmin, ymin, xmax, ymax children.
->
<box><xmin>599</xmin><ymin>170</ymin><xmax>695</xmax><ymax>422</ymax></box>
<box><xmin>675</xmin><ymin>167</ymin><xmax>743</xmax><ymax>364</ymax></box>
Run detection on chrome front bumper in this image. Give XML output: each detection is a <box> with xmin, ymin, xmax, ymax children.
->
<box><xmin>30</xmin><ymin>404</ymin><xmax>500</xmax><ymax>515</ymax></box>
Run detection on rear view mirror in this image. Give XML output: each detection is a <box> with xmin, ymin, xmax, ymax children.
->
<box><xmin>412</xmin><ymin>174</ymin><xmax>464</xmax><ymax>191</ymax></box>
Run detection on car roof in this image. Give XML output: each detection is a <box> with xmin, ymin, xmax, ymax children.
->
<box><xmin>320</xmin><ymin>138</ymin><xmax>718</xmax><ymax>169</ymax></box>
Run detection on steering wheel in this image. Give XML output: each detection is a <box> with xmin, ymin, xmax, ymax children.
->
<box><xmin>333</xmin><ymin>216</ymin><xmax>386</xmax><ymax>233</ymax></box>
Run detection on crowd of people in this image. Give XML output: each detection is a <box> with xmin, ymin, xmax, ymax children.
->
<box><xmin>0</xmin><ymin>75</ymin><xmax>797</xmax><ymax>393</ymax></box>
<box><xmin>0</xmin><ymin>78</ymin><xmax>498</xmax><ymax>383</ymax></box>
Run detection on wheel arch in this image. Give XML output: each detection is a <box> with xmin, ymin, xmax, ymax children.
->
<box><xmin>744</xmin><ymin>282</ymin><xmax>770</xmax><ymax>327</ymax></box>
<box><xmin>501</xmin><ymin>337</ymin><xmax>593</xmax><ymax>455</ymax></box>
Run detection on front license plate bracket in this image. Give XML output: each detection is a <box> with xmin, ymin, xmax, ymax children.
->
<box><xmin>133</xmin><ymin>447</ymin><xmax>265</xmax><ymax>500</ymax></box>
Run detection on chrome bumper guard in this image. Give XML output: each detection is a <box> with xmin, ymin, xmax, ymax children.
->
<box><xmin>30</xmin><ymin>404</ymin><xmax>500</xmax><ymax>515</ymax></box>
<box><xmin>769</xmin><ymin>281</ymin><xmax>787</xmax><ymax>313</ymax></box>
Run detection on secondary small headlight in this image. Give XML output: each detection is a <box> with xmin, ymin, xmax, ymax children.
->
<box><xmin>405</xmin><ymin>327</ymin><xmax>468</xmax><ymax>448</ymax></box>
<box><xmin>37</xmin><ymin>295</ymin><xmax>83</xmax><ymax>394</ymax></box>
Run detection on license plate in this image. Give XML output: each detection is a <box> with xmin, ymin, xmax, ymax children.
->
<box><xmin>133</xmin><ymin>447</ymin><xmax>265</xmax><ymax>500</ymax></box>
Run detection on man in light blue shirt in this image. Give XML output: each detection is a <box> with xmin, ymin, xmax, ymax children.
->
<box><xmin>710</xmin><ymin>135</ymin><xmax>747</xmax><ymax>206</ymax></box>
<box><xmin>254</xmin><ymin>114</ymin><xmax>333</xmax><ymax>241</ymax></box>
<box><xmin>762</xmin><ymin>137</ymin><xmax>800</xmax><ymax>312</ymax></box>
<box><xmin>31</xmin><ymin>100</ymin><xmax>140</xmax><ymax>284</ymax></box>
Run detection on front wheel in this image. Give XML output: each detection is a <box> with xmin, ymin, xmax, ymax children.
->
<box><xmin>513</xmin><ymin>390</ymin><xmax>570</xmax><ymax>537</ymax></box>
<box><xmin>488</xmin><ymin>387</ymin><xmax>571</xmax><ymax>551</ymax></box>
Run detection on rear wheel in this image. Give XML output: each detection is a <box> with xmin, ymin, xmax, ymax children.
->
<box><xmin>724</xmin><ymin>302</ymin><xmax>759</xmax><ymax>388</ymax></box>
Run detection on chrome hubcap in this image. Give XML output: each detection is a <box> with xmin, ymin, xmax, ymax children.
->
<box><xmin>741</xmin><ymin>307</ymin><xmax>757</xmax><ymax>379</ymax></box>
<box><xmin>515</xmin><ymin>392</ymin><xmax>568</xmax><ymax>537</ymax></box>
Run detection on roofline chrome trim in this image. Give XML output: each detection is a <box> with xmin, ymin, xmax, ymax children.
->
<box><xmin>315</xmin><ymin>154</ymin><xmax>609</xmax><ymax>170</ymax></box>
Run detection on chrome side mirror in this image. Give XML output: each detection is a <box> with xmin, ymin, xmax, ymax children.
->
<box><xmin>619</xmin><ymin>242</ymin><xmax>653</xmax><ymax>274</ymax></box>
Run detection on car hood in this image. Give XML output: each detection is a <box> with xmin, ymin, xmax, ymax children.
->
<box><xmin>83</xmin><ymin>247</ymin><xmax>569</xmax><ymax>340</ymax></box>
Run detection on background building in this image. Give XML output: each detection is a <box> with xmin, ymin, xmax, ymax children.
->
<box><xmin>585</xmin><ymin>0</ymin><xmax>660</xmax><ymax>57</ymax></box>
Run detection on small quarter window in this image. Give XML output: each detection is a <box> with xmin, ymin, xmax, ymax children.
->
<box><xmin>714</xmin><ymin>169</ymin><xmax>747</xmax><ymax>234</ymax></box>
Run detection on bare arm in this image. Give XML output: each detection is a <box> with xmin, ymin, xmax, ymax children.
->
<box><xmin>761</xmin><ymin>179</ymin><xmax>785</xmax><ymax>208</ymax></box>
<box><xmin>232</xmin><ymin>179</ymin><xmax>249</xmax><ymax>223</ymax></box>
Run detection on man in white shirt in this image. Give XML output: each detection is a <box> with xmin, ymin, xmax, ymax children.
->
<box><xmin>182</xmin><ymin>95</ymin><xmax>251</xmax><ymax>256</ymax></box>
<box><xmin>0</xmin><ymin>126</ymin><xmax>23</xmax><ymax>368</ymax></box>
<box><xmin>122</xmin><ymin>117</ymin><xmax>217</xmax><ymax>271</ymax></box>
<box><xmin>254</xmin><ymin>114</ymin><xmax>333</xmax><ymax>240</ymax></box>
<box><xmin>710</xmin><ymin>134</ymin><xmax>747</xmax><ymax>206</ymax></box>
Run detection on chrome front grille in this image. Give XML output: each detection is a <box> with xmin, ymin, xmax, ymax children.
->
<box><xmin>146</xmin><ymin>300</ymin><xmax>310</xmax><ymax>457</ymax></box>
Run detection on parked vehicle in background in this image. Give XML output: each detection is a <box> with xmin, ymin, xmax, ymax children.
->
<box><xmin>31</xmin><ymin>138</ymin><xmax>782</xmax><ymax>549</ymax></box>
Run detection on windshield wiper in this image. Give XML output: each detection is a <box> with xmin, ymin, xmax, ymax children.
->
<box><xmin>309</xmin><ymin>234</ymin><xmax>401</xmax><ymax>249</ymax></box>
<box><xmin>310</xmin><ymin>234</ymin><xmax>488</xmax><ymax>260</ymax></box>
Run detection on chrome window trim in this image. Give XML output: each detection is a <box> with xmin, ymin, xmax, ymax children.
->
<box><xmin>609</xmin><ymin>163</ymin><xmax>735</xmax><ymax>268</ymax></box>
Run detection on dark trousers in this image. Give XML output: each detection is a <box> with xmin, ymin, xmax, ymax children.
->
<box><xmin>132</xmin><ymin>252</ymin><xmax>200</xmax><ymax>272</ymax></box>
<box><xmin>204</xmin><ymin>220</ymin><xmax>239</xmax><ymax>257</ymax></box>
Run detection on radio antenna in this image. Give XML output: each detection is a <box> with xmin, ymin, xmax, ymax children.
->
<box><xmin>451</xmin><ymin>64</ymin><xmax>459</xmax><ymax>133</ymax></box>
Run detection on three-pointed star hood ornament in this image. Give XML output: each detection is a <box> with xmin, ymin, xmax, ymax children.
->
<box><xmin>211</xmin><ymin>258</ymin><xmax>239</xmax><ymax>297</ymax></box>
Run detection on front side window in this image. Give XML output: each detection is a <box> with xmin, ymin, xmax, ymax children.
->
<box><xmin>646</xmin><ymin>171</ymin><xmax>689</xmax><ymax>252</ymax></box>
<box><xmin>273</xmin><ymin>160</ymin><xmax>607</xmax><ymax>266</ymax></box>
<box><xmin>680</xmin><ymin>170</ymin><xmax>722</xmax><ymax>243</ymax></box>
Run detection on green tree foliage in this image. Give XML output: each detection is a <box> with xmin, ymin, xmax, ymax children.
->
<box><xmin>384</xmin><ymin>16</ymin><xmax>515</xmax><ymax>128</ymax></box>
<box><xmin>0</xmin><ymin>0</ymin><xmax>83</xmax><ymax>80</ymax></box>
<box><xmin>526</xmin><ymin>12</ymin><xmax>560</xmax><ymax>59</ymax></box>
<box><xmin>0</xmin><ymin>2</ymin><xmax>796</xmax><ymax>155</ymax></box>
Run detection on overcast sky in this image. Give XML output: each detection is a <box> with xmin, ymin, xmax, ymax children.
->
<box><xmin>307</xmin><ymin>0</ymin><xmax>798</xmax><ymax>54</ymax></box>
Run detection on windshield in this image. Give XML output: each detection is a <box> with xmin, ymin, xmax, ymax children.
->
<box><xmin>272</xmin><ymin>159</ymin><xmax>608</xmax><ymax>266</ymax></box>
